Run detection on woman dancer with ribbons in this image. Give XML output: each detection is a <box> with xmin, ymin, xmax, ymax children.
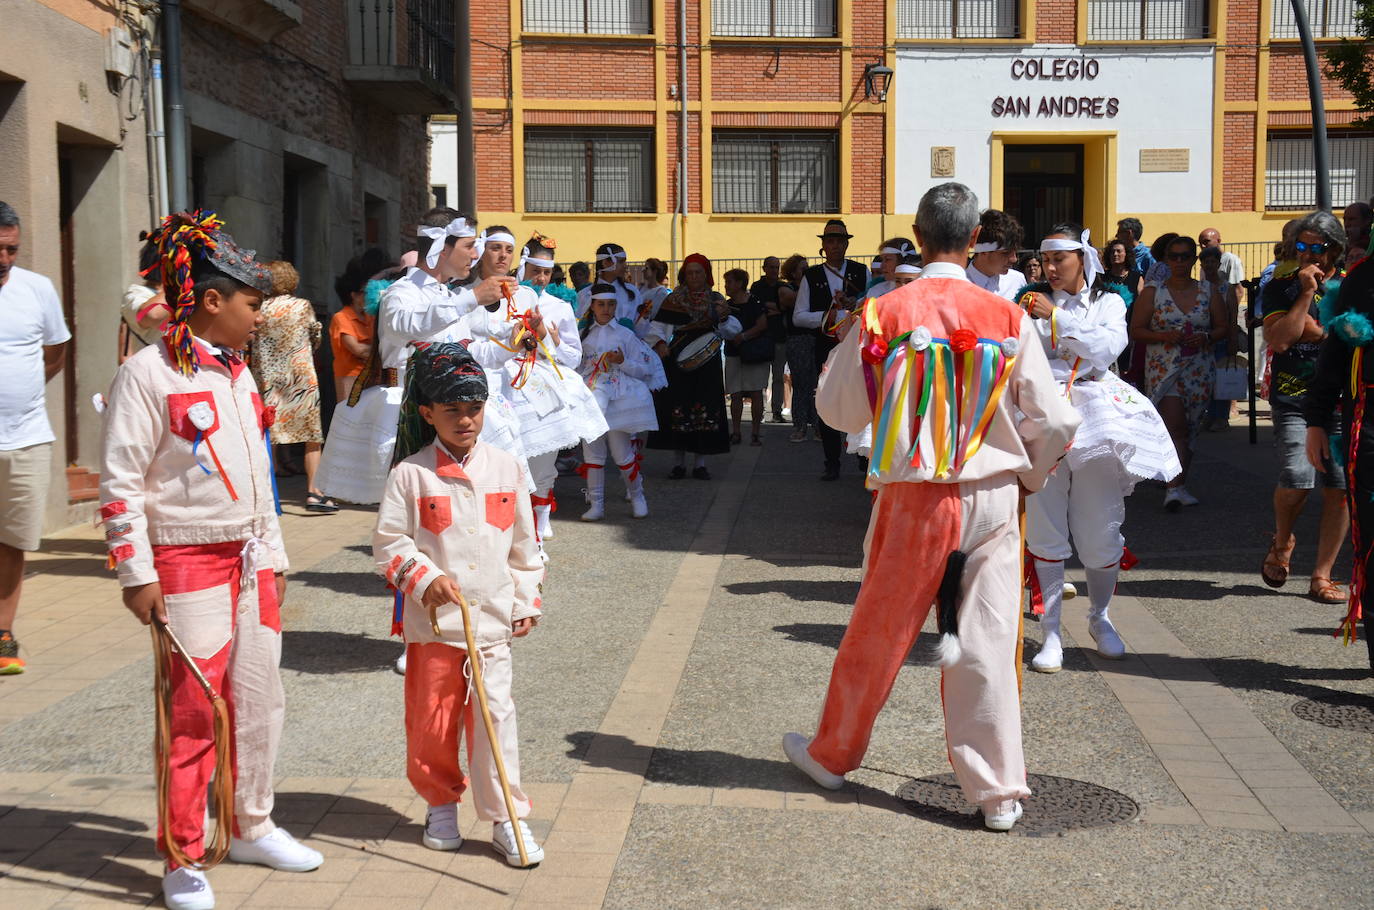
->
<box><xmin>1019</xmin><ymin>224</ymin><xmax>1181</xmax><ymax>673</ymax></box>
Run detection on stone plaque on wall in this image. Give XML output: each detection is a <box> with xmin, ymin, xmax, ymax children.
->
<box><xmin>931</xmin><ymin>147</ymin><xmax>955</xmax><ymax>178</ymax></box>
<box><xmin>1139</xmin><ymin>148</ymin><xmax>1190</xmax><ymax>173</ymax></box>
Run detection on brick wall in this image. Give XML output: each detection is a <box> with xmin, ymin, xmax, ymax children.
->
<box><xmin>851</xmin><ymin>113</ymin><xmax>883</xmax><ymax>214</ymax></box>
<box><xmin>1223</xmin><ymin>111</ymin><xmax>1255</xmax><ymax>212</ymax></box>
<box><xmin>1268</xmin><ymin>46</ymin><xmax>1353</xmax><ymax>101</ymax></box>
<box><xmin>522</xmin><ymin>43</ymin><xmax>658</xmax><ymax>99</ymax></box>
<box><xmin>1036</xmin><ymin>0</ymin><xmax>1077</xmax><ymax>43</ymax></box>
<box><xmin>711</xmin><ymin>47</ymin><xmax>841</xmax><ymax>102</ymax></box>
<box><xmin>476</xmin><ymin>110</ymin><xmax>515</xmax><ymax>211</ymax></box>
<box><xmin>472</xmin><ymin>1</ymin><xmax>511</xmax><ymax>97</ymax></box>
<box><xmin>666</xmin><ymin>112</ymin><xmax>702</xmax><ymax>213</ymax></box>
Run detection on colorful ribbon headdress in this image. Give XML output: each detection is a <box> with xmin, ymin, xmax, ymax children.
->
<box><xmin>146</xmin><ymin>210</ymin><xmax>272</xmax><ymax>377</ymax></box>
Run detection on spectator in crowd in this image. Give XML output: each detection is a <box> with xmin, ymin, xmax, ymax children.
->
<box><xmin>1198</xmin><ymin>228</ymin><xmax>1245</xmax><ymax>288</ymax></box>
<box><xmin>1343</xmin><ymin>202</ymin><xmax>1372</xmax><ymax>268</ymax></box>
<box><xmin>1016</xmin><ymin>251</ymin><xmax>1043</xmax><ymax>283</ymax></box>
<box><xmin>0</xmin><ymin>201</ymin><xmax>71</xmax><ymax>674</ymax></box>
<box><xmin>1103</xmin><ymin>238</ymin><xmax>1143</xmax><ymax>300</ymax></box>
<box><xmin>1199</xmin><ymin>245</ymin><xmax>1243</xmax><ymax>430</ymax></box>
<box><xmin>723</xmin><ymin>268</ymin><xmax>769</xmax><ymax>446</ymax></box>
<box><xmin>778</xmin><ymin>253</ymin><xmax>808</xmax><ymax>432</ymax></box>
<box><xmin>1116</xmin><ymin>217</ymin><xmax>1154</xmax><ymax>274</ymax></box>
<box><xmin>792</xmin><ymin>219</ymin><xmax>869</xmax><ymax>481</ymax></box>
<box><xmin>749</xmin><ymin>256</ymin><xmax>789</xmax><ymax>422</ymax></box>
<box><xmin>253</xmin><ymin>261</ymin><xmax>335</xmax><ymax>513</ymax></box>
<box><xmin>569</xmin><ymin>260</ymin><xmax>591</xmax><ymax>293</ymax></box>
<box><xmin>330</xmin><ymin>252</ymin><xmax>383</xmax><ymax>404</ymax></box>
<box><xmin>966</xmin><ymin>209</ymin><xmax>1026</xmax><ymax>300</ymax></box>
<box><xmin>1261</xmin><ymin>211</ymin><xmax>1349</xmax><ymax>603</ymax></box>
<box><xmin>1130</xmin><ymin>235</ymin><xmax>1228</xmax><ymax>510</ymax></box>
<box><xmin>1143</xmin><ymin>232</ymin><xmax>1180</xmax><ymax>288</ymax></box>
<box><xmin>638</xmin><ymin>256</ymin><xmax>672</xmax><ymax>325</ymax></box>
<box><xmin>550</xmin><ymin>264</ymin><xmax>569</xmax><ymax>290</ymax></box>
<box><xmin>120</xmin><ymin>233</ymin><xmax>171</xmax><ymax>362</ymax></box>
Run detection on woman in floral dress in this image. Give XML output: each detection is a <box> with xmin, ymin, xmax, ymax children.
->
<box><xmin>1129</xmin><ymin>235</ymin><xmax>1229</xmax><ymax>509</ymax></box>
<box><xmin>646</xmin><ymin>254</ymin><xmax>741</xmax><ymax>479</ymax></box>
<box><xmin>253</xmin><ymin>261</ymin><xmax>334</xmax><ymax>512</ymax></box>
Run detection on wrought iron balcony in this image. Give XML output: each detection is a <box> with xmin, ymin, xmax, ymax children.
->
<box><xmin>344</xmin><ymin>0</ymin><xmax>458</xmax><ymax>114</ymax></box>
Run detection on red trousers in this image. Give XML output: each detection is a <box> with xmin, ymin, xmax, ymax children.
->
<box><xmin>154</xmin><ymin>542</ymin><xmax>282</xmax><ymax>864</ymax></box>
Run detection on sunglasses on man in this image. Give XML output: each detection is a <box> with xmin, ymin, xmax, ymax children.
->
<box><xmin>1294</xmin><ymin>240</ymin><xmax>1331</xmax><ymax>255</ymax></box>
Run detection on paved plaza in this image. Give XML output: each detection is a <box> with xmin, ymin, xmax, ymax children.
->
<box><xmin>1</xmin><ymin>419</ymin><xmax>1372</xmax><ymax>909</ymax></box>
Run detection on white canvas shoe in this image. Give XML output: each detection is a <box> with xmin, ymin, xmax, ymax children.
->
<box><xmin>423</xmin><ymin>804</ymin><xmax>463</xmax><ymax>851</ymax></box>
<box><xmin>782</xmin><ymin>732</ymin><xmax>844</xmax><ymax>790</ymax></box>
<box><xmin>983</xmin><ymin>799</ymin><xmax>1023</xmax><ymax>831</ymax></box>
<box><xmin>394</xmin><ymin>650</ymin><xmax>407</xmax><ymax>675</ymax></box>
<box><xmin>1175</xmin><ymin>487</ymin><xmax>1200</xmax><ymax>507</ymax></box>
<box><xmin>492</xmin><ymin>819</ymin><xmax>543</xmax><ymax>867</ymax></box>
<box><xmin>1030</xmin><ymin>634</ymin><xmax>1063</xmax><ymax>673</ymax></box>
<box><xmin>1062</xmin><ymin>582</ymin><xmax>1077</xmax><ymax>600</ymax></box>
<box><xmin>228</xmin><ymin>828</ymin><xmax>322</xmax><ymax>872</ymax></box>
<box><xmin>163</xmin><ymin>867</ymin><xmax>215</xmax><ymax>910</ymax></box>
<box><xmin>1089</xmin><ymin>616</ymin><xmax>1126</xmax><ymax>659</ymax></box>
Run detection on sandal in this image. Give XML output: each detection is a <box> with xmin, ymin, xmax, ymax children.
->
<box><xmin>1261</xmin><ymin>533</ymin><xmax>1294</xmax><ymax>588</ymax></box>
<box><xmin>730</xmin><ymin>432</ymin><xmax>742</xmax><ymax>445</ymax></box>
<box><xmin>750</xmin><ymin>435</ymin><xmax>763</xmax><ymax>446</ymax></box>
<box><xmin>305</xmin><ymin>493</ymin><xmax>340</xmax><ymax>513</ymax></box>
<box><xmin>1309</xmin><ymin>577</ymin><xmax>1347</xmax><ymax>604</ymax></box>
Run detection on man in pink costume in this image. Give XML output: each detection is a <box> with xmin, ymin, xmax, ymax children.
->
<box><xmin>783</xmin><ymin>182</ymin><xmax>1079</xmax><ymax>831</ymax></box>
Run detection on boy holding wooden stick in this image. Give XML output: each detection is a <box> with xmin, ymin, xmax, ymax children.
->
<box><xmin>373</xmin><ymin>342</ymin><xmax>546</xmax><ymax>866</ymax></box>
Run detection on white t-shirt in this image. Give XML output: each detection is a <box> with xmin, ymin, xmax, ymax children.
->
<box><xmin>0</xmin><ymin>267</ymin><xmax>71</xmax><ymax>450</ymax></box>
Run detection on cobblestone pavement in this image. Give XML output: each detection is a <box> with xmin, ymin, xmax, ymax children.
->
<box><xmin>2</xmin><ymin>415</ymin><xmax>1372</xmax><ymax>909</ymax></box>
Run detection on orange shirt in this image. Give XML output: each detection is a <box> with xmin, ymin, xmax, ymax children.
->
<box><xmin>330</xmin><ymin>306</ymin><xmax>374</xmax><ymax>378</ymax></box>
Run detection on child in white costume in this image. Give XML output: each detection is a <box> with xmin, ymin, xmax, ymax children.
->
<box><xmin>474</xmin><ymin>229</ymin><xmax>607</xmax><ymax>541</ymax></box>
<box><xmin>578</xmin><ymin>284</ymin><xmax>668</xmax><ymax>520</ymax></box>
<box><xmin>1020</xmin><ymin>225</ymin><xmax>1182</xmax><ymax>673</ymax></box>
<box><xmin>575</xmin><ymin>242</ymin><xmax>639</xmax><ymax>324</ymax></box>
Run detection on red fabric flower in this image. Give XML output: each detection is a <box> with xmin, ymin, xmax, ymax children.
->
<box><xmin>950</xmin><ymin>329</ymin><xmax>979</xmax><ymax>353</ymax></box>
<box><xmin>262</xmin><ymin>406</ymin><xmax>277</xmax><ymax>429</ymax></box>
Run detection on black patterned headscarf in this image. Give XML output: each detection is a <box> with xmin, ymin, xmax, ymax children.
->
<box><xmin>393</xmin><ymin>342</ymin><xmax>487</xmax><ymax>464</ymax></box>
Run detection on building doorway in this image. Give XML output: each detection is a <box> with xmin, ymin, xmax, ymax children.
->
<box><xmin>1003</xmin><ymin>144</ymin><xmax>1084</xmax><ymax>246</ymax></box>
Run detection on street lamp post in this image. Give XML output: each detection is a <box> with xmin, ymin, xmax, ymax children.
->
<box><xmin>1290</xmin><ymin>0</ymin><xmax>1331</xmax><ymax>211</ymax></box>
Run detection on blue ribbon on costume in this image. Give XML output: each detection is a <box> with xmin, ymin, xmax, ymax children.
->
<box><xmin>264</xmin><ymin>427</ymin><xmax>283</xmax><ymax>515</ymax></box>
<box><xmin>391</xmin><ymin>588</ymin><xmax>405</xmax><ymax>637</ymax></box>
<box><xmin>191</xmin><ymin>431</ymin><xmax>214</xmax><ymax>476</ymax></box>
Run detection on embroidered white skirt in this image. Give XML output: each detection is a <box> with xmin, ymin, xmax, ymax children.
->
<box><xmin>316</xmin><ymin>385</ymin><xmax>403</xmax><ymax>504</ymax></box>
<box><xmin>1067</xmin><ymin>372</ymin><xmax>1182</xmax><ymax>494</ymax></box>
<box><xmin>506</xmin><ymin>362</ymin><xmax>610</xmax><ymax>457</ymax></box>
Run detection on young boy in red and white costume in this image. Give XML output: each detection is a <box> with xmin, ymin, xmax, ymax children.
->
<box><xmin>99</xmin><ymin>212</ymin><xmax>322</xmax><ymax>910</ymax></box>
<box><xmin>373</xmin><ymin>342</ymin><xmax>546</xmax><ymax>866</ymax></box>
<box><xmin>783</xmin><ymin>183</ymin><xmax>1079</xmax><ymax>832</ymax></box>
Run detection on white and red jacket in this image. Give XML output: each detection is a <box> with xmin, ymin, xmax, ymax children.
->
<box><xmin>374</xmin><ymin>440</ymin><xmax>544</xmax><ymax>650</ymax></box>
<box><xmin>99</xmin><ymin>339</ymin><xmax>288</xmax><ymax>587</ymax></box>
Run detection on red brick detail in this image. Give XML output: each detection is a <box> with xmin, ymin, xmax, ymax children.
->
<box><xmin>524</xmin><ymin>110</ymin><xmax>655</xmax><ymax>126</ymax></box>
<box><xmin>476</xmin><ymin>111</ymin><xmax>514</xmax><ymax>211</ymax></box>
<box><xmin>712</xmin><ymin>112</ymin><xmax>841</xmax><ymax>128</ymax></box>
<box><xmin>1269</xmin><ymin>47</ymin><xmax>1353</xmax><ymax>101</ymax></box>
<box><xmin>711</xmin><ymin>48</ymin><xmax>841</xmax><ymax>102</ymax></box>
<box><xmin>667</xmin><ymin>113</ymin><xmax>702</xmax><ymax>213</ymax></box>
<box><xmin>1035</xmin><ymin>0</ymin><xmax>1077</xmax><ymax>44</ymax></box>
<box><xmin>521</xmin><ymin>43</ymin><xmax>658</xmax><ymax>100</ymax></box>
<box><xmin>851</xmin><ymin>114</ymin><xmax>883</xmax><ymax>215</ymax></box>
<box><xmin>1223</xmin><ymin>111</ymin><xmax>1255</xmax><ymax>212</ymax></box>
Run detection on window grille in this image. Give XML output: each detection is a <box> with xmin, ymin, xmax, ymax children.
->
<box><xmin>1265</xmin><ymin>131</ymin><xmax>1374</xmax><ymax>210</ymax></box>
<box><xmin>1086</xmin><ymin>0</ymin><xmax>1209</xmax><ymax>40</ymax></box>
<box><xmin>524</xmin><ymin>129</ymin><xmax>655</xmax><ymax>213</ymax></box>
<box><xmin>896</xmin><ymin>0</ymin><xmax>1020</xmax><ymax>39</ymax></box>
<box><xmin>522</xmin><ymin>0</ymin><xmax>651</xmax><ymax>34</ymax></box>
<box><xmin>712</xmin><ymin>0</ymin><xmax>837</xmax><ymax>38</ymax></box>
<box><xmin>1271</xmin><ymin>0</ymin><xmax>1359</xmax><ymax>38</ymax></box>
<box><xmin>712</xmin><ymin>131</ymin><xmax>838</xmax><ymax>214</ymax></box>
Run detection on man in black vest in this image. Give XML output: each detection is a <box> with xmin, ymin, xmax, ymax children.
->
<box><xmin>792</xmin><ymin>219</ymin><xmax>869</xmax><ymax>480</ymax></box>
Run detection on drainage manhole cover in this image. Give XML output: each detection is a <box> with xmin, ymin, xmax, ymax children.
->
<box><xmin>1291</xmin><ymin>692</ymin><xmax>1374</xmax><ymax>734</ymax></box>
<box><xmin>894</xmin><ymin>772</ymin><xmax>1138</xmax><ymax>837</ymax></box>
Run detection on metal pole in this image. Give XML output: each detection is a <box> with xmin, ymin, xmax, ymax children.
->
<box><xmin>678</xmin><ymin>0</ymin><xmax>688</xmax><ymax>265</ymax></box>
<box><xmin>161</xmin><ymin>0</ymin><xmax>188</xmax><ymax>213</ymax></box>
<box><xmin>455</xmin><ymin>0</ymin><xmax>476</xmax><ymax>214</ymax></box>
<box><xmin>1290</xmin><ymin>0</ymin><xmax>1330</xmax><ymax>211</ymax></box>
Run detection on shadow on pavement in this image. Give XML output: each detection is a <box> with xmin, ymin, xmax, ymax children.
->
<box><xmin>289</xmin><ymin>569</ymin><xmax>387</xmax><ymax>597</ymax></box>
<box><xmin>1118</xmin><ymin>579</ymin><xmax>1274</xmax><ymax>601</ymax></box>
<box><xmin>773</xmin><ymin>622</ymin><xmax>946</xmax><ymax>667</ymax></box>
<box><xmin>0</xmin><ymin>805</ymin><xmax>157</xmax><ymax>904</ymax></box>
<box><xmin>281</xmin><ymin>629</ymin><xmax>400</xmax><ymax>674</ymax></box>
<box><xmin>728</xmin><ymin>580</ymin><xmax>861</xmax><ymax>605</ymax></box>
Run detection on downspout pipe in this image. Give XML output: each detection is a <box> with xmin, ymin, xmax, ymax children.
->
<box><xmin>677</xmin><ymin>0</ymin><xmax>687</xmax><ymax>267</ymax></box>
<box><xmin>1289</xmin><ymin>0</ymin><xmax>1330</xmax><ymax>211</ymax></box>
<box><xmin>161</xmin><ymin>0</ymin><xmax>188</xmax><ymax>213</ymax></box>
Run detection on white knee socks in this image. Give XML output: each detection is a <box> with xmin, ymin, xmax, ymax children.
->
<box><xmin>1031</xmin><ymin>559</ymin><xmax>1064</xmax><ymax>673</ymax></box>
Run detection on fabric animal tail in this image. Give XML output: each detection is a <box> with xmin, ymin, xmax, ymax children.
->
<box><xmin>936</xmin><ymin>550</ymin><xmax>967</xmax><ymax>668</ymax></box>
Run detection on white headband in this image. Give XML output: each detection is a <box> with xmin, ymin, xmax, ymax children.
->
<box><xmin>598</xmin><ymin>251</ymin><xmax>628</xmax><ymax>270</ymax></box>
<box><xmin>894</xmin><ymin>263</ymin><xmax>921</xmax><ymax>275</ymax></box>
<box><xmin>517</xmin><ymin>245</ymin><xmax>556</xmax><ymax>283</ymax></box>
<box><xmin>972</xmin><ymin>241</ymin><xmax>1006</xmax><ymax>253</ymax></box>
<box><xmin>484</xmin><ymin>231</ymin><xmax>517</xmax><ymax>247</ymax></box>
<box><xmin>418</xmin><ymin>218</ymin><xmax>475</xmax><ymax>269</ymax></box>
<box><xmin>880</xmin><ymin>245</ymin><xmax>912</xmax><ymax>256</ymax></box>
<box><xmin>1039</xmin><ymin>230</ymin><xmax>1103</xmax><ymax>290</ymax></box>
<box><xmin>590</xmin><ymin>291</ymin><xmax>617</xmax><ymax>300</ymax></box>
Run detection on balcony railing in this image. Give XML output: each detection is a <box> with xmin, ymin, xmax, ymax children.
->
<box><xmin>345</xmin><ymin>0</ymin><xmax>457</xmax><ymax>114</ymax></box>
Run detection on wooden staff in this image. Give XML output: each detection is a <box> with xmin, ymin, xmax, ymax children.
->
<box><xmin>151</xmin><ymin>618</ymin><xmax>234</xmax><ymax>870</ymax></box>
<box><xmin>430</xmin><ymin>594</ymin><xmax>529</xmax><ymax>865</ymax></box>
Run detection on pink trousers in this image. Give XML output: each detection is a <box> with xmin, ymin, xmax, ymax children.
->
<box><xmin>808</xmin><ymin>477</ymin><xmax>1031</xmax><ymax>806</ymax></box>
<box><xmin>153</xmin><ymin>542</ymin><xmax>283</xmax><ymax>864</ymax></box>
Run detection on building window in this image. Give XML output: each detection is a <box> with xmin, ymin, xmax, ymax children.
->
<box><xmin>1086</xmin><ymin>0</ymin><xmax>1209</xmax><ymax>40</ymax></box>
<box><xmin>1271</xmin><ymin>0</ymin><xmax>1359</xmax><ymax>38</ymax></box>
<box><xmin>712</xmin><ymin>0</ymin><xmax>836</xmax><ymax>38</ymax></box>
<box><xmin>896</xmin><ymin>0</ymin><xmax>1020</xmax><ymax>39</ymax></box>
<box><xmin>521</xmin><ymin>0</ymin><xmax>651</xmax><ymax>34</ymax></box>
<box><xmin>712</xmin><ymin>131</ymin><xmax>838</xmax><ymax>214</ymax></box>
<box><xmin>525</xmin><ymin>129</ymin><xmax>654</xmax><ymax>213</ymax></box>
<box><xmin>431</xmin><ymin>185</ymin><xmax>448</xmax><ymax>208</ymax></box>
<box><xmin>1266</xmin><ymin>131</ymin><xmax>1374</xmax><ymax>211</ymax></box>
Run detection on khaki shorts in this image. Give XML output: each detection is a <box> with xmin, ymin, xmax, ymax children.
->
<box><xmin>0</xmin><ymin>443</ymin><xmax>52</xmax><ymax>551</ymax></box>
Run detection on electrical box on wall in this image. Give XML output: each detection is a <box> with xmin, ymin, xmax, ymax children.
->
<box><xmin>105</xmin><ymin>26</ymin><xmax>134</xmax><ymax>79</ymax></box>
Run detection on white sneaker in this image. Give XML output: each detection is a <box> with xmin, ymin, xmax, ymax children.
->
<box><xmin>394</xmin><ymin>650</ymin><xmax>407</xmax><ymax>675</ymax></box>
<box><xmin>535</xmin><ymin>505</ymin><xmax>554</xmax><ymax>540</ymax></box>
<box><xmin>1089</xmin><ymin>616</ymin><xmax>1126</xmax><ymax>659</ymax></box>
<box><xmin>1175</xmin><ymin>487</ymin><xmax>1200</xmax><ymax>507</ymax></box>
<box><xmin>983</xmin><ymin>799</ymin><xmax>1023</xmax><ymax>831</ymax></box>
<box><xmin>629</xmin><ymin>491</ymin><xmax>649</xmax><ymax>519</ymax></box>
<box><xmin>163</xmin><ymin>867</ymin><xmax>215</xmax><ymax>910</ymax></box>
<box><xmin>581</xmin><ymin>500</ymin><xmax>604</xmax><ymax>521</ymax></box>
<box><xmin>1163</xmin><ymin>488</ymin><xmax>1183</xmax><ymax>513</ymax></box>
<box><xmin>491</xmin><ymin>819</ymin><xmax>543</xmax><ymax>867</ymax></box>
<box><xmin>1030</xmin><ymin>635</ymin><xmax>1063</xmax><ymax>673</ymax></box>
<box><xmin>228</xmin><ymin>828</ymin><xmax>323</xmax><ymax>872</ymax></box>
<box><xmin>781</xmin><ymin>732</ymin><xmax>844</xmax><ymax>791</ymax></box>
<box><xmin>423</xmin><ymin>804</ymin><xmax>463</xmax><ymax>851</ymax></box>
<box><xmin>1062</xmin><ymin>582</ymin><xmax>1077</xmax><ymax>600</ymax></box>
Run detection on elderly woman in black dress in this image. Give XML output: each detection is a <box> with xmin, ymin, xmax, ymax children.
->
<box><xmin>647</xmin><ymin>253</ymin><xmax>741</xmax><ymax>479</ymax></box>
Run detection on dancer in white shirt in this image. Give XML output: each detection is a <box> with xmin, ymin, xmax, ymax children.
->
<box><xmin>966</xmin><ymin>209</ymin><xmax>1028</xmax><ymax>301</ymax></box>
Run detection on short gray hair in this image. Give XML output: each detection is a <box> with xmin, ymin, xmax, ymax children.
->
<box><xmin>0</xmin><ymin>201</ymin><xmax>18</xmax><ymax>229</ymax></box>
<box><xmin>1292</xmin><ymin>210</ymin><xmax>1346</xmax><ymax>252</ymax></box>
<box><xmin>916</xmin><ymin>183</ymin><xmax>979</xmax><ymax>255</ymax></box>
